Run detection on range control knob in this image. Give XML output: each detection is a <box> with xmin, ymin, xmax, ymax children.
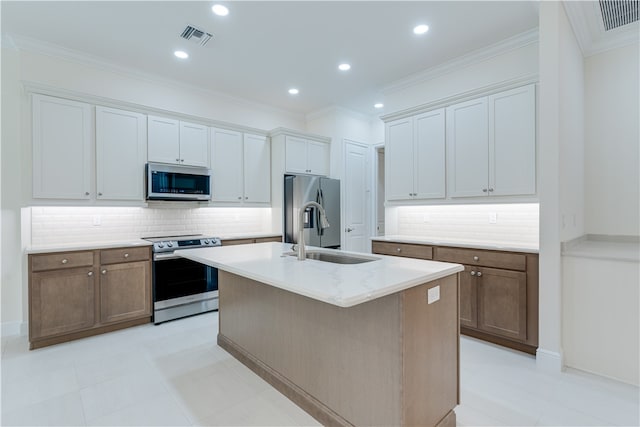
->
<box><xmin>204</xmin><ymin>239</ymin><xmax>210</xmax><ymax>244</ymax></box>
<box><xmin>167</xmin><ymin>242</ymin><xmax>174</xmax><ymax>247</ymax></box>
<box><xmin>157</xmin><ymin>243</ymin><xmax>164</xmax><ymax>249</ymax></box>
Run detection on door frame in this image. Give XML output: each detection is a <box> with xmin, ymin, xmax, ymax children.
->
<box><xmin>342</xmin><ymin>139</ymin><xmax>371</xmax><ymax>252</ymax></box>
<box><xmin>372</xmin><ymin>143</ymin><xmax>385</xmax><ymax>239</ymax></box>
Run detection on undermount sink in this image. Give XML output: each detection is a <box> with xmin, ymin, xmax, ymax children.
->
<box><xmin>284</xmin><ymin>251</ymin><xmax>380</xmax><ymax>264</ymax></box>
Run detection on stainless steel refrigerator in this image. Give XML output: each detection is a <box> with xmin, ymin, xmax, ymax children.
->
<box><xmin>284</xmin><ymin>175</ymin><xmax>341</xmax><ymax>248</ymax></box>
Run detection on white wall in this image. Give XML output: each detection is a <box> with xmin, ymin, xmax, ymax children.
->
<box><xmin>0</xmin><ymin>46</ymin><xmax>307</xmax><ymax>333</ymax></box>
<box><xmin>584</xmin><ymin>43</ymin><xmax>640</xmax><ymax>236</ymax></box>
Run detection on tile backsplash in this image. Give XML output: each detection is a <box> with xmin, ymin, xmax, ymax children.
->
<box><xmin>29</xmin><ymin>206</ymin><xmax>273</xmax><ymax>246</ymax></box>
<box><xmin>393</xmin><ymin>203</ymin><xmax>539</xmax><ymax>245</ymax></box>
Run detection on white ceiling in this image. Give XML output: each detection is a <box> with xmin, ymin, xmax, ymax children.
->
<box><xmin>1</xmin><ymin>1</ymin><xmax>539</xmax><ymax>116</ymax></box>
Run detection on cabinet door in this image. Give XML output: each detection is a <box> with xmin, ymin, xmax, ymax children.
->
<box><xmin>99</xmin><ymin>261</ymin><xmax>151</xmax><ymax>325</ymax></box>
<box><xmin>307</xmin><ymin>141</ymin><xmax>329</xmax><ymax>176</ymax></box>
<box><xmin>477</xmin><ymin>267</ymin><xmax>527</xmax><ymax>341</ymax></box>
<box><xmin>211</xmin><ymin>128</ymin><xmax>243</xmax><ymax>202</ymax></box>
<box><xmin>243</xmin><ymin>133</ymin><xmax>271</xmax><ymax>203</ymax></box>
<box><xmin>179</xmin><ymin>121</ymin><xmax>209</xmax><ymax>167</ymax></box>
<box><xmin>285</xmin><ymin>136</ymin><xmax>309</xmax><ymax>174</ymax></box>
<box><xmin>30</xmin><ymin>267</ymin><xmax>96</xmax><ymax>340</ymax></box>
<box><xmin>385</xmin><ymin>117</ymin><xmax>415</xmax><ymax>201</ymax></box>
<box><xmin>96</xmin><ymin>107</ymin><xmax>147</xmax><ymax>200</ymax></box>
<box><xmin>459</xmin><ymin>266</ymin><xmax>478</xmax><ymax>329</ymax></box>
<box><xmin>446</xmin><ymin>98</ymin><xmax>489</xmax><ymax>197</ymax></box>
<box><xmin>414</xmin><ymin>109</ymin><xmax>446</xmax><ymax>199</ymax></box>
<box><xmin>489</xmin><ymin>84</ymin><xmax>536</xmax><ymax>196</ymax></box>
<box><xmin>147</xmin><ymin>115</ymin><xmax>180</xmax><ymax>165</ymax></box>
<box><xmin>32</xmin><ymin>94</ymin><xmax>92</xmax><ymax>199</ymax></box>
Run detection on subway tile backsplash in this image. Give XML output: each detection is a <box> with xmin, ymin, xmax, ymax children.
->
<box><xmin>394</xmin><ymin>203</ymin><xmax>539</xmax><ymax>245</ymax></box>
<box><xmin>30</xmin><ymin>206</ymin><xmax>272</xmax><ymax>246</ymax></box>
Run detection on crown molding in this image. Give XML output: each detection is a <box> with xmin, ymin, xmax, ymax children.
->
<box><xmin>306</xmin><ymin>104</ymin><xmax>376</xmax><ymax>123</ymax></box>
<box><xmin>381</xmin><ymin>28</ymin><xmax>539</xmax><ymax>95</ymax></box>
<box><xmin>269</xmin><ymin>127</ymin><xmax>331</xmax><ymax>143</ymax></box>
<box><xmin>564</xmin><ymin>1</ymin><xmax>640</xmax><ymax>57</ymax></box>
<box><xmin>8</xmin><ymin>34</ymin><xmax>306</xmax><ymax>123</ymax></box>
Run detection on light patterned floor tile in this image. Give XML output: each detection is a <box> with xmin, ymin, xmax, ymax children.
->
<box><xmin>86</xmin><ymin>392</ymin><xmax>191</xmax><ymax>426</ymax></box>
<box><xmin>1</xmin><ymin>391</ymin><xmax>86</xmax><ymax>427</ymax></box>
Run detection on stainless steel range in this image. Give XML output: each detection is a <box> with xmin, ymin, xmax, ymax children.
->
<box><xmin>143</xmin><ymin>235</ymin><xmax>221</xmax><ymax>324</ymax></box>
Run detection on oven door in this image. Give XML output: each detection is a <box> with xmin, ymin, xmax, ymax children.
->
<box><xmin>153</xmin><ymin>257</ymin><xmax>218</xmax><ymax>303</ymax></box>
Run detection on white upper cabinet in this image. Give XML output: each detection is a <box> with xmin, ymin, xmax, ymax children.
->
<box><xmin>179</xmin><ymin>121</ymin><xmax>209</xmax><ymax>167</ymax></box>
<box><xmin>385</xmin><ymin>109</ymin><xmax>446</xmax><ymax>201</ymax></box>
<box><xmin>210</xmin><ymin>128</ymin><xmax>270</xmax><ymax>205</ymax></box>
<box><xmin>446</xmin><ymin>98</ymin><xmax>489</xmax><ymax>198</ymax></box>
<box><xmin>243</xmin><ymin>133</ymin><xmax>271</xmax><ymax>204</ymax></box>
<box><xmin>32</xmin><ymin>94</ymin><xmax>92</xmax><ymax>200</ymax></box>
<box><xmin>488</xmin><ymin>85</ymin><xmax>536</xmax><ymax>196</ymax></box>
<box><xmin>285</xmin><ymin>135</ymin><xmax>329</xmax><ymax>176</ymax></box>
<box><xmin>96</xmin><ymin>107</ymin><xmax>147</xmax><ymax>201</ymax></box>
<box><xmin>148</xmin><ymin>116</ymin><xmax>209</xmax><ymax>167</ymax></box>
<box><xmin>446</xmin><ymin>85</ymin><xmax>536</xmax><ymax>198</ymax></box>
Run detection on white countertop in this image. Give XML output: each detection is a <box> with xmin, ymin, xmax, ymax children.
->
<box><xmin>25</xmin><ymin>240</ymin><xmax>152</xmax><ymax>254</ymax></box>
<box><xmin>176</xmin><ymin>242</ymin><xmax>464</xmax><ymax>308</ymax></box>
<box><xmin>562</xmin><ymin>235</ymin><xmax>639</xmax><ymax>262</ymax></box>
<box><xmin>371</xmin><ymin>235</ymin><xmax>539</xmax><ymax>253</ymax></box>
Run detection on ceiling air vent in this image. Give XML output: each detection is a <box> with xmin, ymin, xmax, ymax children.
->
<box><xmin>599</xmin><ymin>0</ymin><xmax>639</xmax><ymax>31</ymax></box>
<box><xmin>180</xmin><ymin>25</ymin><xmax>213</xmax><ymax>46</ymax></box>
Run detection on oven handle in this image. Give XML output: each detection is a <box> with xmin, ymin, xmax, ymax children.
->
<box><xmin>153</xmin><ymin>252</ymin><xmax>182</xmax><ymax>261</ymax></box>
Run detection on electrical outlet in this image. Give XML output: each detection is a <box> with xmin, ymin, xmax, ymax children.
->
<box><xmin>92</xmin><ymin>215</ymin><xmax>101</xmax><ymax>226</ymax></box>
<box><xmin>427</xmin><ymin>286</ymin><xmax>440</xmax><ymax>304</ymax></box>
<box><xmin>489</xmin><ymin>212</ymin><xmax>497</xmax><ymax>224</ymax></box>
<box><xmin>423</xmin><ymin>213</ymin><xmax>431</xmax><ymax>223</ymax></box>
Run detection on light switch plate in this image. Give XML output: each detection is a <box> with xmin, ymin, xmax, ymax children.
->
<box><xmin>92</xmin><ymin>215</ymin><xmax>101</xmax><ymax>226</ymax></box>
<box><xmin>427</xmin><ymin>285</ymin><xmax>440</xmax><ymax>304</ymax></box>
<box><xmin>489</xmin><ymin>212</ymin><xmax>497</xmax><ymax>224</ymax></box>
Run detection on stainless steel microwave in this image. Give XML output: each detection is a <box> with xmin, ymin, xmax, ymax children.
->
<box><xmin>146</xmin><ymin>162</ymin><xmax>211</xmax><ymax>201</ymax></box>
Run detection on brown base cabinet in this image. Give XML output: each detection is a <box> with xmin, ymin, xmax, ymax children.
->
<box><xmin>221</xmin><ymin>236</ymin><xmax>282</xmax><ymax>246</ymax></box>
<box><xmin>29</xmin><ymin>246</ymin><xmax>152</xmax><ymax>349</ymax></box>
<box><xmin>373</xmin><ymin>240</ymin><xmax>538</xmax><ymax>354</ymax></box>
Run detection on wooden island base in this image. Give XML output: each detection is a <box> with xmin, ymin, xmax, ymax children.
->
<box><xmin>217</xmin><ymin>270</ymin><xmax>460</xmax><ymax>427</ymax></box>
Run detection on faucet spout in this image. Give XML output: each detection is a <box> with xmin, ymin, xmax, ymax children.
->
<box><xmin>297</xmin><ymin>201</ymin><xmax>330</xmax><ymax>261</ymax></box>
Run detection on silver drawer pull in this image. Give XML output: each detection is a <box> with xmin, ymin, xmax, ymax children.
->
<box><xmin>61</xmin><ymin>259</ymin><xmax>68</xmax><ymax>264</ymax></box>
<box><xmin>87</xmin><ymin>271</ymin><xmax>93</xmax><ymax>276</ymax></box>
<box><xmin>396</xmin><ymin>248</ymin><xmax>402</xmax><ymax>253</ymax></box>
<box><xmin>124</xmin><ymin>253</ymin><xmax>129</xmax><ymax>258</ymax></box>
<box><xmin>470</xmin><ymin>271</ymin><xmax>476</xmax><ymax>276</ymax></box>
<box><xmin>473</xmin><ymin>256</ymin><xmax>479</xmax><ymax>261</ymax></box>
<box><xmin>101</xmin><ymin>269</ymin><xmax>107</xmax><ymax>275</ymax></box>
<box><xmin>477</xmin><ymin>271</ymin><xmax>483</xmax><ymax>277</ymax></box>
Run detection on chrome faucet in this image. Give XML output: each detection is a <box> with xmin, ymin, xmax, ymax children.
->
<box><xmin>297</xmin><ymin>201</ymin><xmax>330</xmax><ymax>260</ymax></box>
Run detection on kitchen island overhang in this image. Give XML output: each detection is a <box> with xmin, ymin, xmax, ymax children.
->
<box><xmin>177</xmin><ymin>242</ymin><xmax>464</xmax><ymax>427</ymax></box>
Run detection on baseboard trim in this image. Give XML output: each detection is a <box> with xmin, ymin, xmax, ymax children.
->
<box><xmin>217</xmin><ymin>333</ymin><xmax>352</xmax><ymax>427</ymax></box>
<box><xmin>536</xmin><ymin>348</ymin><xmax>563</xmax><ymax>373</ymax></box>
<box><xmin>1</xmin><ymin>321</ymin><xmax>26</xmax><ymax>337</ymax></box>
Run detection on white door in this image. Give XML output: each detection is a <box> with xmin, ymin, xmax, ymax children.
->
<box><xmin>385</xmin><ymin>117</ymin><xmax>414</xmax><ymax>201</ymax></box>
<box><xmin>446</xmin><ymin>97</ymin><xmax>489</xmax><ymax>197</ymax></box>
<box><xmin>243</xmin><ymin>133</ymin><xmax>271</xmax><ymax>204</ymax></box>
<box><xmin>343</xmin><ymin>141</ymin><xmax>369</xmax><ymax>253</ymax></box>
<box><xmin>96</xmin><ymin>107</ymin><xmax>146</xmax><ymax>200</ymax></box>
<box><xmin>285</xmin><ymin>136</ymin><xmax>308</xmax><ymax>174</ymax></box>
<box><xmin>147</xmin><ymin>115</ymin><xmax>180</xmax><ymax>165</ymax></box>
<box><xmin>179</xmin><ymin>121</ymin><xmax>209</xmax><ymax>167</ymax></box>
<box><xmin>307</xmin><ymin>141</ymin><xmax>330</xmax><ymax>176</ymax></box>
<box><xmin>414</xmin><ymin>109</ymin><xmax>446</xmax><ymax>199</ymax></box>
<box><xmin>489</xmin><ymin>84</ymin><xmax>536</xmax><ymax>196</ymax></box>
<box><xmin>210</xmin><ymin>128</ymin><xmax>243</xmax><ymax>203</ymax></box>
<box><xmin>32</xmin><ymin>94</ymin><xmax>92</xmax><ymax>199</ymax></box>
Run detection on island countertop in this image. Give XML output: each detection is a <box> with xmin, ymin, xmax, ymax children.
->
<box><xmin>176</xmin><ymin>242</ymin><xmax>463</xmax><ymax>308</ymax></box>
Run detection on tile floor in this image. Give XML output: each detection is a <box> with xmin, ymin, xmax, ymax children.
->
<box><xmin>1</xmin><ymin>312</ymin><xmax>638</xmax><ymax>426</ymax></box>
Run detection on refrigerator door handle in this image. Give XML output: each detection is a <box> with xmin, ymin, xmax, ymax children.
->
<box><xmin>315</xmin><ymin>189</ymin><xmax>322</xmax><ymax>235</ymax></box>
<box><xmin>318</xmin><ymin>189</ymin><xmax>325</xmax><ymax>236</ymax></box>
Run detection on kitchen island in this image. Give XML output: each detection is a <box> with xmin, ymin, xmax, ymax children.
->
<box><xmin>178</xmin><ymin>242</ymin><xmax>464</xmax><ymax>427</ymax></box>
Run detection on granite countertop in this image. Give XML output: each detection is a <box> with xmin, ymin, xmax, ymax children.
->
<box><xmin>25</xmin><ymin>240</ymin><xmax>152</xmax><ymax>254</ymax></box>
<box><xmin>371</xmin><ymin>235</ymin><xmax>539</xmax><ymax>254</ymax></box>
<box><xmin>176</xmin><ymin>242</ymin><xmax>463</xmax><ymax>308</ymax></box>
<box><xmin>562</xmin><ymin>235</ymin><xmax>639</xmax><ymax>262</ymax></box>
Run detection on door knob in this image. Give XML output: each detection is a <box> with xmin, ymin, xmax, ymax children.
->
<box><xmin>345</xmin><ymin>227</ymin><xmax>354</xmax><ymax>232</ymax></box>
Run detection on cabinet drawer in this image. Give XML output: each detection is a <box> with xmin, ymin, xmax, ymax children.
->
<box><xmin>31</xmin><ymin>251</ymin><xmax>94</xmax><ymax>272</ymax></box>
<box><xmin>372</xmin><ymin>241</ymin><xmax>433</xmax><ymax>260</ymax></box>
<box><xmin>435</xmin><ymin>247</ymin><xmax>526</xmax><ymax>271</ymax></box>
<box><xmin>100</xmin><ymin>247</ymin><xmax>150</xmax><ymax>265</ymax></box>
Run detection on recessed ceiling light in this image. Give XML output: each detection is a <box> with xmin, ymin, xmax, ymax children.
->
<box><xmin>374</xmin><ymin>103</ymin><xmax>384</xmax><ymax>109</ymax></box>
<box><xmin>288</xmin><ymin>88</ymin><xmax>299</xmax><ymax>95</ymax></box>
<box><xmin>174</xmin><ymin>50</ymin><xmax>189</xmax><ymax>59</ymax></box>
<box><xmin>212</xmin><ymin>4</ymin><xmax>229</xmax><ymax>16</ymax></box>
<box><xmin>413</xmin><ymin>24</ymin><xmax>429</xmax><ymax>35</ymax></box>
<box><xmin>338</xmin><ymin>63</ymin><xmax>351</xmax><ymax>71</ymax></box>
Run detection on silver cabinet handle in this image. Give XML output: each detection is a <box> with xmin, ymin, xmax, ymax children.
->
<box><xmin>488</xmin><ymin>188</ymin><xmax>494</xmax><ymax>192</ymax></box>
<box><xmin>477</xmin><ymin>271</ymin><xmax>483</xmax><ymax>277</ymax></box>
<box><xmin>101</xmin><ymin>269</ymin><xmax>107</xmax><ymax>275</ymax></box>
<box><xmin>473</xmin><ymin>256</ymin><xmax>479</xmax><ymax>261</ymax></box>
<box><xmin>180</xmin><ymin>159</ymin><xmax>184</xmax><ymax>162</ymax></box>
<box><xmin>245</xmin><ymin>197</ymin><xmax>248</xmax><ymax>200</ymax></box>
<box><xmin>61</xmin><ymin>259</ymin><xmax>68</xmax><ymax>264</ymax></box>
<box><xmin>470</xmin><ymin>271</ymin><xmax>476</xmax><ymax>276</ymax></box>
<box><xmin>482</xmin><ymin>189</ymin><xmax>488</xmax><ymax>193</ymax></box>
<box><xmin>98</xmin><ymin>192</ymin><xmax>103</xmax><ymax>196</ymax></box>
<box><xmin>87</xmin><ymin>271</ymin><xmax>93</xmax><ymax>276</ymax></box>
<box><xmin>176</xmin><ymin>158</ymin><xmax>180</xmax><ymax>162</ymax></box>
<box><xmin>237</xmin><ymin>196</ymin><xmax>242</xmax><ymax>200</ymax></box>
<box><xmin>85</xmin><ymin>192</ymin><xmax>90</xmax><ymax>196</ymax></box>
<box><xmin>124</xmin><ymin>253</ymin><xmax>129</xmax><ymax>258</ymax></box>
<box><xmin>396</xmin><ymin>247</ymin><xmax>402</xmax><ymax>253</ymax></box>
